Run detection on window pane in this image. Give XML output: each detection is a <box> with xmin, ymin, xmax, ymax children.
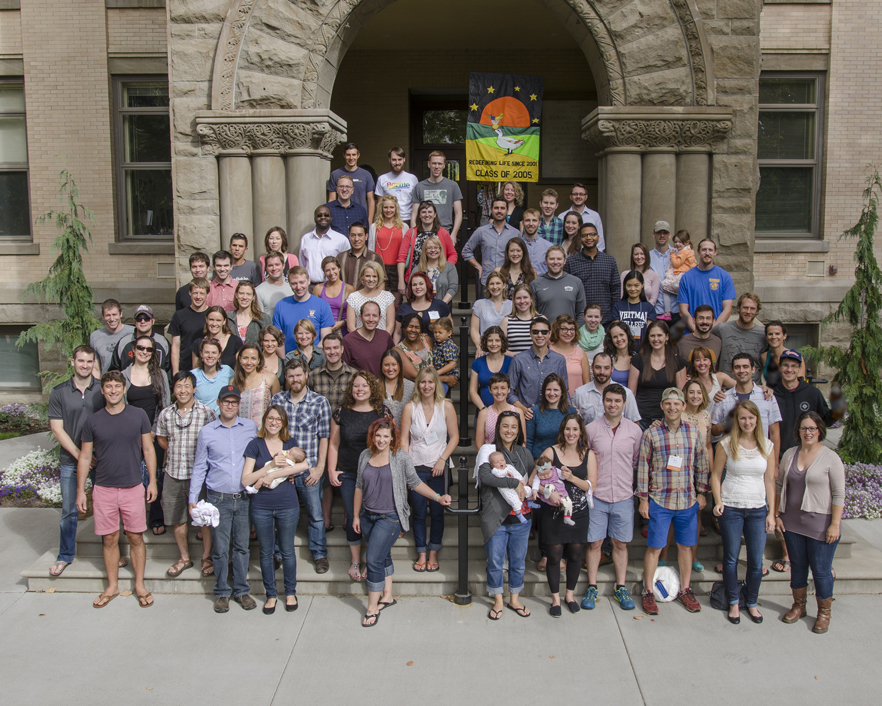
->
<box><xmin>756</xmin><ymin>166</ymin><xmax>813</xmax><ymax>233</ymax></box>
<box><xmin>0</xmin><ymin>171</ymin><xmax>30</xmax><ymax>236</ymax></box>
<box><xmin>124</xmin><ymin>114</ymin><xmax>171</xmax><ymax>163</ymax></box>
<box><xmin>758</xmin><ymin>112</ymin><xmax>815</xmax><ymax>160</ymax></box>
<box><xmin>0</xmin><ymin>327</ymin><xmax>40</xmax><ymax>390</ymax></box>
<box><xmin>759</xmin><ymin>78</ymin><xmax>816</xmax><ymax>105</ymax></box>
<box><xmin>123</xmin><ymin>83</ymin><xmax>169</xmax><ymax>109</ymax></box>
<box><xmin>125</xmin><ymin>169</ymin><xmax>173</xmax><ymax>236</ymax></box>
<box><xmin>0</xmin><ymin>85</ymin><xmax>25</xmax><ymax>112</ymax></box>
<box><xmin>423</xmin><ymin>110</ymin><xmax>466</xmax><ymax>145</ymax></box>
<box><xmin>0</xmin><ymin>116</ymin><xmax>27</xmax><ymax>163</ymax></box>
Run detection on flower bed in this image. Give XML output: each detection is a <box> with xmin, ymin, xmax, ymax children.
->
<box><xmin>843</xmin><ymin>463</ymin><xmax>882</xmax><ymax>520</ymax></box>
<box><xmin>0</xmin><ymin>403</ymin><xmax>50</xmax><ymax>437</ymax></box>
<box><xmin>0</xmin><ymin>449</ymin><xmax>64</xmax><ymax>506</ymax></box>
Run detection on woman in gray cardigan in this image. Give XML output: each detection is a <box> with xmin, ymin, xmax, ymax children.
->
<box><xmin>478</xmin><ymin>410</ymin><xmax>535</xmax><ymax>620</ymax></box>
<box><xmin>775</xmin><ymin>411</ymin><xmax>845</xmax><ymax>634</ymax></box>
<box><xmin>353</xmin><ymin>418</ymin><xmax>451</xmax><ymax>627</ymax></box>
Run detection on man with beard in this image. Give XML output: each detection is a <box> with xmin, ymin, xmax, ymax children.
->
<box><xmin>676</xmin><ymin>305</ymin><xmax>722</xmax><ymax>363</ymax></box>
<box><xmin>572</xmin><ymin>353</ymin><xmax>641</xmax><ymax>425</ymax></box>
<box><xmin>713</xmin><ymin>293</ymin><xmax>768</xmax><ymax>381</ymax></box>
<box><xmin>531</xmin><ymin>246</ymin><xmax>586</xmax><ymax>325</ymax></box>
<box><xmin>677</xmin><ymin>238</ymin><xmax>736</xmax><ymax>332</ymax></box>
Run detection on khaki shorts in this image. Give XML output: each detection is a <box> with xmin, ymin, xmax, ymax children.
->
<box><xmin>161</xmin><ymin>474</ymin><xmax>192</xmax><ymax>526</ymax></box>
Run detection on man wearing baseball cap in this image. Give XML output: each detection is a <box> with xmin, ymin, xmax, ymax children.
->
<box><xmin>773</xmin><ymin>349</ymin><xmax>833</xmax><ymax>458</ymax></box>
<box><xmin>189</xmin><ymin>385</ymin><xmax>259</xmax><ymax>613</ymax></box>
<box><xmin>648</xmin><ymin>221</ymin><xmax>679</xmax><ymax>326</ymax></box>
<box><xmin>108</xmin><ymin>305</ymin><xmax>171</xmax><ymax>378</ymax></box>
<box><xmin>636</xmin><ymin>386</ymin><xmax>709</xmax><ymax>615</ymax></box>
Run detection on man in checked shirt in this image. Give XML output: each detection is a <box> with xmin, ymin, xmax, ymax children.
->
<box><xmin>636</xmin><ymin>387</ymin><xmax>709</xmax><ymax>616</ymax></box>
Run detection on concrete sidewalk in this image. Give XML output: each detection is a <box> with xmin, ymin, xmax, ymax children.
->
<box><xmin>1</xmin><ymin>507</ymin><xmax>881</xmax><ymax>705</ymax></box>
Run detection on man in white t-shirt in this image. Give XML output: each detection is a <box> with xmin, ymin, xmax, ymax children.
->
<box><xmin>558</xmin><ymin>182</ymin><xmax>605</xmax><ymax>252</ymax></box>
<box><xmin>374</xmin><ymin>147</ymin><xmax>418</xmax><ymax>221</ymax></box>
<box><xmin>255</xmin><ymin>251</ymin><xmax>294</xmax><ymax>318</ymax></box>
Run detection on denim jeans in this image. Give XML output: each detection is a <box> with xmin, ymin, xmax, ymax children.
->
<box><xmin>292</xmin><ymin>473</ymin><xmax>327</xmax><ymax>559</ymax></box>
<box><xmin>360</xmin><ymin>511</ymin><xmax>400</xmax><ymax>592</ymax></box>
<box><xmin>718</xmin><ymin>505</ymin><xmax>768</xmax><ymax>607</ymax></box>
<box><xmin>58</xmin><ymin>463</ymin><xmax>79</xmax><ymax>563</ymax></box>
<box><xmin>207</xmin><ymin>490</ymin><xmax>251</xmax><ymax>598</ymax></box>
<box><xmin>251</xmin><ymin>506</ymin><xmax>299</xmax><ymax>597</ymax></box>
<box><xmin>485</xmin><ymin>520</ymin><xmax>531</xmax><ymax>595</ymax></box>
<box><xmin>784</xmin><ymin>530</ymin><xmax>840</xmax><ymax>600</ymax></box>
<box><xmin>410</xmin><ymin>467</ymin><xmax>446</xmax><ymax>553</ymax></box>
<box><xmin>339</xmin><ymin>471</ymin><xmax>363</xmax><ymax>546</ymax></box>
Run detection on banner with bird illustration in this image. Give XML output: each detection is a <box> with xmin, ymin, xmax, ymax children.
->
<box><xmin>466</xmin><ymin>72</ymin><xmax>544</xmax><ymax>183</ymax></box>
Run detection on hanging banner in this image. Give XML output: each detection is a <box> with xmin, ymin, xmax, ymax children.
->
<box><xmin>466</xmin><ymin>72</ymin><xmax>544</xmax><ymax>183</ymax></box>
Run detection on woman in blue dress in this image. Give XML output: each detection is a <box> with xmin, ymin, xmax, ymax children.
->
<box><xmin>469</xmin><ymin>326</ymin><xmax>511</xmax><ymax>411</ymax></box>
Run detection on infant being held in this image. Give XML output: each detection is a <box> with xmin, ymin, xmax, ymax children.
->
<box><xmin>488</xmin><ymin>451</ymin><xmax>530</xmax><ymax>523</ymax></box>
<box><xmin>532</xmin><ymin>460</ymin><xmax>575</xmax><ymax>526</ymax></box>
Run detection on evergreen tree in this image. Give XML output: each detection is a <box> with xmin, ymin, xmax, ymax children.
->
<box><xmin>17</xmin><ymin>170</ymin><xmax>99</xmax><ymax>387</ymax></box>
<box><xmin>804</xmin><ymin>168</ymin><xmax>882</xmax><ymax>463</ymax></box>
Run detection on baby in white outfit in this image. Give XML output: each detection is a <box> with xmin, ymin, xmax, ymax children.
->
<box><xmin>488</xmin><ymin>451</ymin><xmax>529</xmax><ymax>523</ymax></box>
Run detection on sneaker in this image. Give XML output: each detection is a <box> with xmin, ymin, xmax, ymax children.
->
<box><xmin>581</xmin><ymin>585</ymin><xmax>598</xmax><ymax>610</ymax></box>
<box><xmin>641</xmin><ymin>589</ymin><xmax>659</xmax><ymax>615</ymax></box>
<box><xmin>599</xmin><ymin>553</ymin><xmax>613</xmax><ymax>567</ymax></box>
<box><xmin>214</xmin><ymin>596</ymin><xmax>230</xmax><ymax>613</ymax></box>
<box><xmin>677</xmin><ymin>587</ymin><xmax>701</xmax><ymax>613</ymax></box>
<box><xmin>314</xmin><ymin>557</ymin><xmax>330</xmax><ymax>574</ymax></box>
<box><xmin>614</xmin><ymin>586</ymin><xmax>635</xmax><ymax>610</ymax></box>
<box><xmin>233</xmin><ymin>593</ymin><xmax>257</xmax><ymax>611</ymax></box>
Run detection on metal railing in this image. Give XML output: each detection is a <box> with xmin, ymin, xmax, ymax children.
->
<box><xmin>444</xmin><ymin>455</ymin><xmax>482</xmax><ymax>605</ymax></box>
<box><xmin>457</xmin><ymin>315</ymin><xmax>472</xmax><ymax>447</ymax></box>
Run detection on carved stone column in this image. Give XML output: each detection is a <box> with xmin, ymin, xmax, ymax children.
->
<box><xmin>195</xmin><ymin>110</ymin><xmax>347</xmax><ymax>256</ymax></box>
<box><xmin>583</xmin><ymin>107</ymin><xmax>732</xmax><ymax>270</ymax></box>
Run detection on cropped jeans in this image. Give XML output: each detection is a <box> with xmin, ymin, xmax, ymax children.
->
<box><xmin>717</xmin><ymin>505</ymin><xmax>768</xmax><ymax>608</ymax></box>
<box><xmin>360</xmin><ymin>511</ymin><xmax>400</xmax><ymax>592</ymax></box>
<box><xmin>485</xmin><ymin>519</ymin><xmax>531</xmax><ymax>595</ymax></box>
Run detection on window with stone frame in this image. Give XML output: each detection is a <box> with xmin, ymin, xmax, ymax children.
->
<box><xmin>0</xmin><ymin>80</ymin><xmax>31</xmax><ymax>239</ymax></box>
<box><xmin>113</xmin><ymin>76</ymin><xmax>173</xmax><ymax>240</ymax></box>
<box><xmin>755</xmin><ymin>73</ymin><xmax>825</xmax><ymax>238</ymax></box>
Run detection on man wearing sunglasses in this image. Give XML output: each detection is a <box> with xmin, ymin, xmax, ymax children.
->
<box><xmin>156</xmin><ymin>371</ymin><xmax>218</xmax><ymax>580</ymax></box>
<box><xmin>506</xmin><ymin>317</ymin><xmax>568</xmax><ymax>421</ymax></box>
<box><xmin>109</xmin><ymin>305</ymin><xmax>171</xmax><ymax>379</ymax></box>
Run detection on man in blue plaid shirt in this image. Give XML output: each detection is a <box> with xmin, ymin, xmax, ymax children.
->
<box><xmin>635</xmin><ymin>387</ymin><xmax>709</xmax><ymax>616</ymax></box>
<box><xmin>537</xmin><ymin>188</ymin><xmax>565</xmax><ymax>246</ymax></box>
<box><xmin>270</xmin><ymin>358</ymin><xmax>332</xmax><ymax>573</ymax></box>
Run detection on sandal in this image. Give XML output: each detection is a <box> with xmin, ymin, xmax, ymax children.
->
<box><xmin>770</xmin><ymin>560</ymin><xmax>790</xmax><ymax>573</ymax></box>
<box><xmin>426</xmin><ymin>560</ymin><xmax>439</xmax><ymax>572</ymax></box>
<box><xmin>412</xmin><ymin>559</ymin><xmax>427</xmax><ymax>572</ymax></box>
<box><xmin>118</xmin><ymin>557</ymin><xmax>129</xmax><ymax>568</ymax></box>
<box><xmin>362</xmin><ymin>611</ymin><xmax>380</xmax><ymax>627</ymax></box>
<box><xmin>359</xmin><ymin>562</ymin><xmax>368</xmax><ymax>580</ymax></box>
<box><xmin>151</xmin><ymin>526</ymin><xmax>166</xmax><ymax>536</ymax></box>
<box><xmin>93</xmin><ymin>591</ymin><xmax>118</xmax><ymax>608</ymax></box>
<box><xmin>348</xmin><ymin>562</ymin><xmax>361</xmax><ymax>581</ymax></box>
<box><xmin>507</xmin><ymin>603</ymin><xmax>531</xmax><ymax>618</ymax></box>
<box><xmin>488</xmin><ymin>607</ymin><xmax>503</xmax><ymax>620</ymax></box>
<box><xmin>166</xmin><ymin>559</ymin><xmax>193</xmax><ymax>577</ymax></box>
<box><xmin>196</xmin><ymin>530</ymin><xmax>203</xmax><ymax>541</ymax></box>
<box><xmin>378</xmin><ymin>598</ymin><xmax>397</xmax><ymax>611</ymax></box>
<box><xmin>137</xmin><ymin>592</ymin><xmax>154</xmax><ymax>608</ymax></box>
<box><xmin>201</xmin><ymin>558</ymin><xmax>214</xmax><ymax>576</ymax></box>
<box><xmin>49</xmin><ymin>561</ymin><xmax>70</xmax><ymax>577</ymax></box>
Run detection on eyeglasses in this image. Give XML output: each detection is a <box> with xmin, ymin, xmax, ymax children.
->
<box><xmin>531</xmin><ymin>329</ymin><xmax>550</xmax><ymax>335</ymax></box>
<box><xmin>799</xmin><ymin>427</ymin><xmax>819</xmax><ymax>434</ymax></box>
<box><xmin>220</xmin><ymin>399</ymin><xmax>240</xmax><ymax>406</ymax></box>
<box><xmin>135</xmin><ymin>345</ymin><xmax>155</xmax><ymax>353</ymax></box>
<box><xmin>560</xmin><ymin>327</ymin><xmax>576</xmax><ymax>333</ymax></box>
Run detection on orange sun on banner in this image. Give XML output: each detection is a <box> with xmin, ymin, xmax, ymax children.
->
<box><xmin>479</xmin><ymin>97</ymin><xmax>530</xmax><ymax>128</ymax></box>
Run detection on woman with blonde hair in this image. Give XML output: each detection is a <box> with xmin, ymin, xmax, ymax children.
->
<box><xmin>284</xmin><ymin>319</ymin><xmax>326</xmax><ymax>371</ymax></box>
<box><xmin>370</xmin><ymin>195</ymin><xmax>406</xmax><ymax>305</ymax></box>
<box><xmin>400</xmin><ymin>366</ymin><xmax>459</xmax><ymax>572</ymax></box>
<box><xmin>346</xmin><ymin>261</ymin><xmax>396</xmax><ymax>335</ymax></box>
<box><xmin>228</xmin><ymin>280</ymin><xmax>270</xmax><ymax>345</ymax></box>
<box><xmin>470</xmin><ymin>272</ymin><xmax>512</xmax><ymax>354</ymax></box>
<box><xmin>502</xmin><ymin>181</ymin><xmax>525</xmax><ymax>232</ymax></box>
<box><xmin>712</xmin><ymin>400</ymin><xmax>776</xmax><ymax>624</ymax></box>
<box><xmin>418</xmin><ymin>235</ymin><xmax>458</xmax><ymax>304</ymax></box>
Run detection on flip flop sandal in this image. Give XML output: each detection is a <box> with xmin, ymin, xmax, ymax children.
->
<box><xmin>426</xmin><ymin>561</ymin><xmax>439</xmax><ymax>572</ymax></box>
<box><xmin>137</xmin><ymin>592</ymin><xmax>154</xmax><ymax>608</ymax></box>
<box><xmin>50</xmin><ymin>561</ymin><xmax>70</xmax><ymax>577</ymax></box>
<box><xmin>151</xmin><ymin>526</ymin><xmax>166</xmax><ymax>536</ymax></box>
<box><xmin>359</xmin><ymin>563</ymin><xmax>368</xmax><ymax>580</ymax></box>
<box><xmin>770</xmin><ymin>560</ymin><xmax>790</xmax><ymax>572</ymax></box>
<box><xmin>412</xmin><ymin>559</ymin><xmax>427</xmax><ymax>572</ymax></box>
<box><xmin>488</xmin><ymin>608</ymin><xmax>503</xmax><ymax>620</ymax></box>
<box><xmin>166</xmin><ymin>559</ymin><xmax>193</xmax><ymax>577</ymax></box>
<box><xmin>118</xmin><ymin>557</ymin><xmax>129</xmax><ymax>568</ymax></box>
<box><xmin>201</xmin><ymin>558</ymin><xmax>214</xmax><ymax>576</ymax></box>
<box><xmin>507</xmin><ymin>603</ymin><xmax>531</xmax><ymax>618</ymax></box>
<box><xmin>348</xmin><ymin>562</ymin><xmax>361</xmax><ymax>581</ymax></box>
<box><xmin>93</xmin><ymin>592</ymin><xmax>118</xmax><ymax>609</ymax></box>
<box><xmin>379</xmin><ymin>599</ymin><xmax>397</xmax><ymax>611</ymax></box>
<box><xmin>362</xmin><ymin>611</ymin><xmax>380</xmax><ymax>628</ymax></box>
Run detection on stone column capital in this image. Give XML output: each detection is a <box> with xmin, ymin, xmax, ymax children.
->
<box><xmin>583</xmin><ymin>107</ymin><xmax>733</xmax><ymax>154</ymax></box>
<box><xmin>195</xmin><ymin>110</ymin><xmax>347</xmax><ymax>158</ymax></box>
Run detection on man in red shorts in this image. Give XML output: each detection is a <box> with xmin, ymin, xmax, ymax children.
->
<box><xmin>76</xmin><ymin>371</ymin><xmax>157</xmax><ymax>608</ymax></box>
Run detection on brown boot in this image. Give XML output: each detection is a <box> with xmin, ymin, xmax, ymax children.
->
<box><xmin>783</xmin><ymin>587</ymin><xmax>808</xmax><ymax>623</ymax></box>
<box><xmin>812</xmin><ymin>597</ymin><xmax>833</xmax><ymax>634</ymax></box>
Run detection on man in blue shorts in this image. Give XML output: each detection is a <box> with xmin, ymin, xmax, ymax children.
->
<box><xmin>636</xmin><ymin>387</ymin><xmax>709</xmax><ymax>615</ymax></box>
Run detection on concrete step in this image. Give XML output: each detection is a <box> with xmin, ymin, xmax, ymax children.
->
<box><xmin>23</xmin><ymin>535</ymin><xmax>882</xmax><ymax>597</ymax></box>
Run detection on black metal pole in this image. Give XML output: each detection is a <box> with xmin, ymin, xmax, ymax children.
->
<box><xmin>457</xmin><ymin>316</ymin><xmax>472</xmax><ymax>447</ymax></box>
<box><xmin>454</xmin><ymin>455</ymin><xmax>472</xmax><ymax>605</ymax></box>
<box><xmin>458</xmin><ymin>233</ymin><xmax>472</xmax><ymax>310</ymax></box>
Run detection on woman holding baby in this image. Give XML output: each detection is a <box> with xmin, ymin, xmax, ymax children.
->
<box><xmin>478</xmin><ymin>410</ymin><xmax>535</xmax><ymax>621</ymax></box>
<box><xmin>534</xmin><ymin>413</ymin><xmax>597</xmax><ymax>617</ymax></box>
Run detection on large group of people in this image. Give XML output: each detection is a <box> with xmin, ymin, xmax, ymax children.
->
<box><xmin>52</xmin><ymin>147</ymin><xmax>841</xmax><ymax>632</ymax></box>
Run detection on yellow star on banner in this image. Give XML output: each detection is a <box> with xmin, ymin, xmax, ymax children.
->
<box><xmin>529</xmin><ymin>94</ymin><xmax>537</xmax><ymax>101</ymax></box>
<box><xmin>470</xmin><ymin>103</ymin><xmax>479</xmax><ymax>111</ymax></box>
<box><xmin>514</xmin><ymin>86</ymin><xmax>521</xmax><ymax>92</ymax></box>
<box><xmin>487</xmin><ymin>86</ymin><xmax>495</xmax><ymax>94</ymax></box>
<box><xmin>532</xmin><ymin>118</ymin><xmax>539</xmax><ymax>124</ymax></box>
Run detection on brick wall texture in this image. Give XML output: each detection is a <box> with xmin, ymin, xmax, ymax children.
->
<box><xmin>759</xmin><ymin>4</ymin><xmax>831</xmax><ymax>51</ymax></box>
<box><xmin>106</xmin><ymin>8</ymin><xmax>167</xmax><ymax>55</ymax></box>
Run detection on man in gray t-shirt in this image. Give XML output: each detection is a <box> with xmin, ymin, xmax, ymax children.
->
<box><xmin>89</xmin><ymin>299</ymin><xmax>135</xmax><ymax>377</ymax></box>
<box><xmin>712</xmin><ymin>293</ymin><xmax>767</xmax><ymax>382</ymax></box>
<box><xmin>411</xmin><ymin>152</ymin><xmax>463</xmax><ymax>242</ymax></box>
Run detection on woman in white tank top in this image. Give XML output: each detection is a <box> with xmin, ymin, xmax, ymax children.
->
<box><xmin>399</xmin><ymin>368</ymin><xmax>459</xmax><ymax>573</ymax></box>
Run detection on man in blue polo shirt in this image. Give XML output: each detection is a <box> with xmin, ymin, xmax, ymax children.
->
<box><xmin>326</xmin><ymin>174</ymin><xmax>368</xmax><ymax>239</ymax></box>
<box><xmin>273</xmin><ymin>266</ymin><xmax>335</xmax><ymax>353</ymax></box>
<box><xmin>677</xmin><ymin>238</ymin><xmax>736</xmax><ymax>333</ymax></box>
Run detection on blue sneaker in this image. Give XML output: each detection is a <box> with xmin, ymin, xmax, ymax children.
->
<box><xmin>614</xmin><ymin>585</ymin><xmax>635</xmax><ymax>610</ymax></box>
<box><xmin>581</xmin><ymin>585</ymin><xmax>598</xmax><ymax>610</ymax></box>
